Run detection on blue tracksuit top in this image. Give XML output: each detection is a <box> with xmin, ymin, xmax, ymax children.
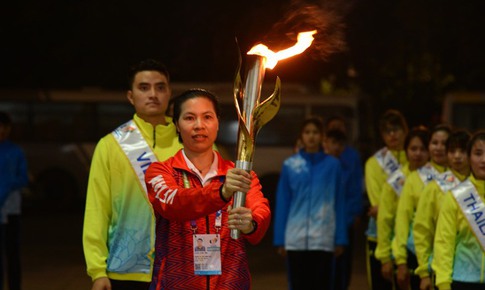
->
<box><xmin>273</xmin><ymin>149</ymin><xmax>348</xmax><ymax>251</ymax></box>
<box><xmin>340</xmin><ymin>145</ymin><xmax>364</xmax><ymax>227</ymax></box>
<box><xmin>0</xmin><ymin>140</ymin><xmax>28</xmax><ymax>207</ymax></box>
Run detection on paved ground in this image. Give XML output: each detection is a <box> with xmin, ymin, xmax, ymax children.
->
<box><xmin>18</xmin><ymin>206</ymin><xmax>369</xmax><ymax>290</ymax></box>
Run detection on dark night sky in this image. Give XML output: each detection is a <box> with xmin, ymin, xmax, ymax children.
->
<box><xmin>1</xmin><ymin>0</ymin><xmax>484</xmax><ymax>96</ymax></box>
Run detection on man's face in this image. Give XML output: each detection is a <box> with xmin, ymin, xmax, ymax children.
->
<box><xmin>127</xmin><ymin>70</ymin><xmax>171</xmax><ymax>123</ymax></box>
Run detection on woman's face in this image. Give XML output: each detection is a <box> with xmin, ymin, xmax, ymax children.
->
<box><xmin>176</xmin><ymin>97</ymin><xmax>218</xmax><ymax>154</ymax></box>
<box><xmin>429</xmin><ymin>130</ymin><xmax>449</xmax><ymax>166</ymax></box>
<box><xmin>406</xmin><ymin>136</ymin><xmax>429</xmax><ymax>170</ymax></box>
<box><xmin>381</xmin><ymin>126</ymin><xmax>406</xmax><ymax>150</ymax></box>
<box><xmin>447</xmin><ymin>147</ymin><xmax>469</xmax><ymax>175</ymax></box>
<box><xmin>470</xmin><ymin>139</ymin><xmax>485</xmax><ymax>180</ymax></box>
<box><xmin>301</xmin><ymin>123</ymin><xmax>322</xmax><ymax>152</ymax></box>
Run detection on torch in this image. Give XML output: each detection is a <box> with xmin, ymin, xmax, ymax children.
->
<box><xmin>231</xmin><ymin>30</ymin><xmax>317</xmax><ymax>239</ymax></box>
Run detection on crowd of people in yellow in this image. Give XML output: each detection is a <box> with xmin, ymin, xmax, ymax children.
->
<box><xmin>366</xmin><ymin>110</ymin><xmax>485</xmax><ymax>290</ymax></box>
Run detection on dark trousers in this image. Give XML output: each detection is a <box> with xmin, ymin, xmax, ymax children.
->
<box><xmin>333</xmin><ymin>228</ymin><xmax>354</xmax><ymax>290</ymax></box>
<box><xmin>287</xmin><ymin>250</ymin><xmax>333</xmax><ymax>290</ymax></box>
<box><xmin>0</xmin><ymin>215</ymin><xmax>22</xmax><ymax>290</ymax></box>
<box><xmin>110</xmin><ymin>279</ymin><xmax>150</xmax><ymax>290</ymax></box>
<box><xmin>451</xmin><ymin>281</ymin><xmax>485</xmax><ymax>290</ymax></box>
<box><xmin>366</xmin><ymin>240</ymin><xmax>394</xmax><ymax>290</ymax></box>
<box><xmin>406</xmin><ymin>249</ymin><xmax>420</xmax><ymax>290</ymax></box>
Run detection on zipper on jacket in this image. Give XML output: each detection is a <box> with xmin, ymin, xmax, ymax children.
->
<box><xmin>305</xmin><ymin>153</ymin><xmax>314</xmax><ymax>250</ymax></box>
<box><xmin>152</xmin><ymin>127</ymin><xmax>156</xmax><ymax>148</ymax></box>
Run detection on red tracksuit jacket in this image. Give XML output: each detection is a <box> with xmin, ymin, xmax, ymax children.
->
<box><xmin>145</xmin><ymin>150</ymin><xmax>271</xmax><ymax>290</ymax></box>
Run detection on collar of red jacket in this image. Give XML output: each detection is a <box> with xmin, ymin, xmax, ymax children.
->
<box><xmin>170</xmin><ymin>149</ymin><xmax>234</xmax><ymax>178</ymax></box>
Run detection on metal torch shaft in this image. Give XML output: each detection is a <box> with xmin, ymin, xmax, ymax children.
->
<box><xmin>231</xmin><ymin>55</ymin><xmax>265</xmax><ymax>240</ymax></box>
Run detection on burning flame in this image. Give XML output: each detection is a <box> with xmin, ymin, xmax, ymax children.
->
<box><xmin>247</xmin><ymin>30</ymin><xmax>317</xmax><ymax>69</ymax></box>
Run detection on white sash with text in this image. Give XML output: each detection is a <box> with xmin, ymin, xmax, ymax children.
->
<box><xmin>435</xmin><ymin>171</ymin><xmax>461</xmax><ymax>193</ymax></box>
<box><xmin>387</xmin><ymin>169</ymin><xmax>406</xmax><ymax>197</ymax></box>
<box><xmin>417</xmin><ymin>163</ymin><xmax>439</xmax><ymax>186</ymax></box>
<box><xmin>375</xmin><ymin>147</ymin><xmax>401</xmax><ymax>176</ymax></box>
<box><xmin>451</xmin><ymin>180</ymin><xmax>485</xmax><ymax>252</ymax></box>
<box><xmin>112</xmin><ymin>120</ymin><xmax>157</xmax><ymax>193</ymax></box>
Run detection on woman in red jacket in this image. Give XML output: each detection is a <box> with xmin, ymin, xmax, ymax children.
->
<box><xmin>145</xmin><ymin>88</ymin><xmax>271</xmax><ymax>290</ymax></box>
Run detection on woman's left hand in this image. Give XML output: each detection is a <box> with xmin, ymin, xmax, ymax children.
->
<box><xmin>227</xmin><ymin>206</ymin><xmax>255</xmax><ymax>234</ymax></box>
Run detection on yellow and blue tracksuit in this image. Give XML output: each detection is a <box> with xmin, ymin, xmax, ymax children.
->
<box><xmin>375</xmin><ymin>164</ymin><xmax>412</xmax><ymax>264</ymax></box>
<box><xmin>392</xmin><ymin>161</ymin><xmax>447</xmax><ymax>266</ymax></box>
<box><xmin>413</xmin><ymin>169</ymin><xmax>468</xmax><ymax>279</ymax></box>
<box><xmin>82</xmin><ymin>114</ymin><xmax>182</xmax><ymax>282</ymax></box>
<box><xmin>365</xmin><ymin>148</ymin><xmax>407</xmax><ymax>290</ymax></box>
<box><xmin>433</xmin><ymin>175</ymin><xmax>485</xmax><ymax>290</ymax></box>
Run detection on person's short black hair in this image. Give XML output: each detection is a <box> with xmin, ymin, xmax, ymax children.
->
<box><xmin>467</xmin><ymin>130</ymin><xmax>485</xmax><ymax>157</ymax></box>
<box><xmin>446</xmin><ymin>129</ymin><xmax>471</xmax><ymax>153</ymax></box>
<box><xmin>127</xmin><ymin>59</ymin><xmax>170</xmax><ymax>89</ymax></box>
<box><xmin>404</xmin><ymin>125</ymin><xmax>430</xmax><ymax>151</ymax></box>
<box><xmin>324</xmin><ymin>115</ymin><xmax>346</xmax><ymax>130</ymax></box>
<box><xmin>429</xmin><ymin>124</ymin><xmax>452</xmax><ymax>146</ymax></box>
<box><xmin>379</xmin><ymin>109</ymin><xmax>408</xmax><ymax>135</ymax></box>
<box><xmin>325</xmin><ymin>128</ymin><xmax>347</xmax><ymax>144</ymax></box>
<box><xmin>172</xmin><ymin>88</ymin><xmax>220</xmax><ymax>143</ymax></box>
<box><xmin>300</xmin><ymin>116</ymin><xmax>324</xmax><ymax>136</ymax></box>
<box><xmin>0</xmin><ymin>111</ymin><xmax>12</xmax><ymax>126</ymax></box>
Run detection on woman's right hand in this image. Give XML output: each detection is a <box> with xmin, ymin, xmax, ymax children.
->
<box><xmin>222</xmin><ymin>168</ymin><xmax>252</xmax><ymax>200</ymax></box>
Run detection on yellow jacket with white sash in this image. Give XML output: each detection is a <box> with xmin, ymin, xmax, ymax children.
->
<box><xmin>433</xmin><ymin>175</ymin><xmax>485</xmax><ymax>290</ymax></box>
<box><xmin>375</xmin><ymin>164</ymin><xmax>412</xmax><ymax>264</ymax></box>
<box><xmin>83</xmin><ymin>114</ymin><xmax>182</xmax><ymax>282</ymax></box>
<box><xmin>365</xmin><ymin>148</ymin><xmax>407</xmax><ymax>240</ymax></box>
<box><xmin>413</xmin><ymin>169</ymin><xmax>467</xmax><ymax>278</ymax></box>
<box><xmin>392</xmin><ymin>161</ymin><xmax>446</xmax><ymax>265</ymax></box>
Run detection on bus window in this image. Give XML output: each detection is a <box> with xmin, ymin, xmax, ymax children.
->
<box><xmin>451</xmin><ymin>103</ymin><xmax>485</xmax><ymax>131</ymax></box>
<box><xmin>441</xmin><ymin>92</ymin><xmax>485</xmax><ymax>132</ymax></box>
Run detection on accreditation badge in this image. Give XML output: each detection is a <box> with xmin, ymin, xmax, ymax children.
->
<box><xmin>193</xmin><ymin>234</ymin><xmax>221</xmax><ymax>275</ymax></box>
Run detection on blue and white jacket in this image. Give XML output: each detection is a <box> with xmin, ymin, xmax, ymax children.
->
<box><xmin>273</xmin><ymin>149</ymin><xmax>348</xmax><ymax>251</ymax></box>
<box><xmin>0</xmin><ymin>140</ymin><xmax>28</xmax><ymax>223</ymax></box>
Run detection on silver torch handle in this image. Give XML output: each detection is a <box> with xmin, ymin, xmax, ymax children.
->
<box><xmin>231</xmin><ymin>160</ymin><xmax>252</xmax><ymax>239</ymax></box>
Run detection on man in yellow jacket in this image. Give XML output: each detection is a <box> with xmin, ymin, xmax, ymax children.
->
<box><xmin>82</xmin><ymin>59</ymin><xmax>183</xmax><ymax>290</ymax></box>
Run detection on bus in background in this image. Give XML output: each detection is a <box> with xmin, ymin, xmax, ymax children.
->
<box><xmin>441</xmin><ymin>91</ymin><xmax>485</xmax><ymax>132</ymax></box>
<box><xmin>0</xmin><ymin>84</ymin><xmax>367</xmax><ymax>209</ymax></box>
<box><xmin>0</xmin><ymin>88</ymin><xmax>133</xmax><ymax>210</ymax></box>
